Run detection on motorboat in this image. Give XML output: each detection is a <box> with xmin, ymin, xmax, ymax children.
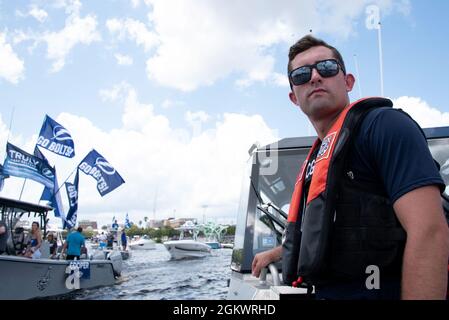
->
<box><xmin>164</xmin><ymin>239</ymin><xmax>211</xmax><ymax>260</ymax></box>
<box><xmin>226</xmin><ymin>126</ymin><xmax>449</xmax><ymax>300</ymax></box>
<box><xmin>163</xmin><ymin>221</ymin><xmax>211</xmax><ymax>260</ymax></box>
<box><xmin>0</xmin><ymin>196</ymin><xmax>123</xmax><ymax>300</ymax></box>
<box><xmin>205</xmin><ymin>241</ymin><xmax>221</xmax><ymax>249</ymax></box>
<box><xmin>128</xmin><ymin>235</ymin><xmax>156</xmax><ymax>250</ymax></box>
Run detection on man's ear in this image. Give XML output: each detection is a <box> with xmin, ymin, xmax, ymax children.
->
<box><xmin>289</xmin><ymin>91</ymin><xmax>299</xmax><ymax>106</ymax></box>
<box><xmin>345</xmin><ymin>73</ymin><xmax>355</xmax><ymax>92</ymax></box>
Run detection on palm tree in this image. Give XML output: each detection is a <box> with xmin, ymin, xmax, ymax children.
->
<box><xmin>138</xmin><ymin>220</ymin><xmax>143</xmax><ymax>228</ymax></box>
<box><xmin>144</xmin><ymin>216</ymin><xmax>148</xmax><ymax>227</ymax></box>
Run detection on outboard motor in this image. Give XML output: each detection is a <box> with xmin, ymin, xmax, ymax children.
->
<box><xmin>107</xmin><ymin>250</ymin><xmax>123</xmax><ymax>277</ymax></box>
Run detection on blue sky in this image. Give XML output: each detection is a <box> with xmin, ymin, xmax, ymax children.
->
<box><xmin>1</xmin><ymin>0</ymin><xmax>449</xmax><ymax>227</ymax></box>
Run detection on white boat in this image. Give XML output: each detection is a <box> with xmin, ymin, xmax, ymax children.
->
<box><xmin>0</xmin><ymin>196</ymin><xmax>122</xmax><ymax>300</ymax></box>
<box><xmin>163</xmin><ymin>221</ymin><xmax>211</xmax><ymax>260</ymax></box>
<box><xmin>163</xmin><ymin>239</ymin><xmax>211</xmax><ymax>260</ymax></box>
<box><xmin>128</xmin><ymin>235</ymin><xmax>156</xmax><ymax>250</ymax></box>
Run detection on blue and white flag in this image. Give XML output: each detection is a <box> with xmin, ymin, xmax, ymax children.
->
<box><xmin>34</xmin><ymin>145</ymin><xmax>47</xmax><ymax>163</ymax></box>
<box><xmin>40</xmin><ymin>168</ymin><xmax>66</xmax><ymax>221</ymax></box>
<box><xmin>36</xmin><ymin>115</ymin><xmax>75</xmax><ymax>158</ymax></box>
<box><xmin>125</xmin><ymin>213</ymin><xmax>131</xmax><ymax>229</ymax></box>
<box><xmin>3</xmin><ymin>142</ymin><xmax>55</xmax><ymax>188</ymax></box>
<box><xmin>78</xmin><ymin>149</ymin><xmax>125</xmax><ymax>197</ymax></box>
<box><xmin>64</xmin><ymin>170</ymin><xmax>79</xmax><ymax>229</ymax></box>
<box><xmin>0</xmin><ymin>164</ymin><xmax>9</xmax><ymax>192</ymax></box>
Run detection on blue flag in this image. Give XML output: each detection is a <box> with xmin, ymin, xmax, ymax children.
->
<box><xmin>125</xmin><ymin>213</ymin><xmax>131</xmax><ymax>229</ymax></box>
<box><xmin>78</xmin><ymin>149</ymin><xmax>125</xmax><ymax>196</ymax></box>
<box><xmin>34</xmin><ymin>145</ymin><xmax>47</xmax><ymax>162</ymax></box>
<box><xmin>36</xmin><ymin>115</ymin><xmax>75</xmax><ymax>158</ymax></box>
<box><xmin>0</xmin><ymin>164</ymin><xmax>9</xmax><ymax>192</ymax></box>
<box><xmin>40</xmin><ymin>168</ymin><xmax>66</xmax><ymax>221</ymax></box>
<box><xmin>64</xmin><ymin>170</ymin><xmax>79</xmax><ymax>229</ymax></box>
<box><xmin>3</xmin><ymin>142</ymin><xmax>55</xmax><ymax>188</ymax></box>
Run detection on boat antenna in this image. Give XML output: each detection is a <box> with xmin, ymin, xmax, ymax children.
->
<box><xmin>6</xmin><ymin>106</ymin><xmax>15</xmax><ymax>144</ymax></box>
<box><xmin>6</xmin><ymin>106</ymin><xmax>29</xmax><ymax>200</ymax></box>
<box><xmin>353</xmin><ymin>54</ymin><xmax>363</xmax><ymax>99</ymax></box>
<box><xmin>377</xmin><ymin>21</ymin><xmax>384</xmax><ymax>97</ymax></box>
<box><xmin>153</xmin><ymin>186</ymin><xmax>158</xmax><ymax>221</ymax></box>
<box><xmin>365</xmin><ymin>5</ymin><xmax>384</xmax><ymax>96</ymax></box>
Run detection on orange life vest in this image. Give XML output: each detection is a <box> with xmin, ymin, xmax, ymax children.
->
<box><xmin>282</xmin><ymin>97</ymin><xmax>406</xmax><ymax>285</ymax></box>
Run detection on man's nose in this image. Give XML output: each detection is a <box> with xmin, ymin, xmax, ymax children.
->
<box><xmin>310</xmin><ymin>67</ymin><xmax>322</xmax><ymax>84</ymax></box>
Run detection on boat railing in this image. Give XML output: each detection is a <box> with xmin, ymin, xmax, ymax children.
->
<box><xmin>259</xmin><ymin>263</ymin><xmax>281</xmax><ymax>286</ymax></box>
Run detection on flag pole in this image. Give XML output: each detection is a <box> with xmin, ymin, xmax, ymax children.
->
<box><xmin>8</xmin><ymin>107</ymin><xmax>29</xmax><ymax>200</ymax></box>
<box><xmin>377</xmin><ymin>21</ymin><xmax>384</xmax><ymax>97</ymax></box>
<box><xmin>19</xmin><ymin>179</ymin><xmax>27</xmax><ymax>200</ymax></box>
<box><xmin>53</xmin><ymin>166</ymin><xmax>78</xmax><ymax>196</ymax></box>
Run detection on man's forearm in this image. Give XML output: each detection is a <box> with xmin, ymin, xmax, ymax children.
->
<box><xmin>270</xmin><ymin>245</ymin><xmax>282</xmax><ymax>261</ymax></box>
<box><xmin>401</xmin><ymin>229</ymin><xmax>449</xmax><ymax>299</ymax></box>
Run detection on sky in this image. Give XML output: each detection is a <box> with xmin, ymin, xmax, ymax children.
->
<box><xmin>1</xmin><ymin>0</ymin><xmax>449</xmax><ymax>228</ymax></box>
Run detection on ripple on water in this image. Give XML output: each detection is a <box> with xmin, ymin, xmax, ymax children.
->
<box><xmin>74</xmin><ymin>244</ymin><xmax>233</xmax><ymax>300</ymax></box>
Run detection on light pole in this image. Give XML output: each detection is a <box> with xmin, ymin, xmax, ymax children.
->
<box><xmin>201</xmin><ymin>205</ymin><xmax>208</xmax><ymax>224</ymax></box>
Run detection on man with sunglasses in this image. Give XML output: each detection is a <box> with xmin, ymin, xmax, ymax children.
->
<box><xmin>252</xmin><ymin>35</ymin><xmax>449</xmax><ymax>300</ymax></box>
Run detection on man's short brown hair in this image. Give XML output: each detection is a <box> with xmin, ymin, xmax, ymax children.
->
<box><xmin>287</xmin><ymin>35</ymin><xmax>346</xmax><ymax>75</ymax></box>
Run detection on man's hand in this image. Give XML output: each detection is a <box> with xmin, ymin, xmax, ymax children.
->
<box><xmin>251</xmin><ymin>246</ymin><xmax>282</xmax><ymax>277</ymax></box>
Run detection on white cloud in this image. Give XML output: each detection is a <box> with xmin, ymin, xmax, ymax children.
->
<box><xmin>114</xmin><ymin>53</ymin><xmax>133</xmax><ymax>66</ymax></box>
<box><xmin>29</xmin><ymin>6</ymin><xmax>49</xmax><ymax>23</ymax></box>
<box><xmin>136</xmin><ymin>0</ymin><xmax>408</xmax><ymax>91</ymax></box>
<box><xmin>393</xmin><ymin>96</ymin><xmax>449</xmax><ymax>128</ymax></box>
<box><xmin>53</xmin><ymin>0</ymin><xmax>82</xmax><ymax>16</ymax></box>
<box><xmin>0</xmin><ymin>32</ymin><xmax>25</xmax><ymax>84</ymax></box>
<box><xmin>185</xmin><ymin>111</ymin><xmax>210</xmax><ymax>124</ymax></box>
<box><xmin>99</xmin><ymin>81</ymin><xmax>132</xmax><ymax>102</ymax></box>
<box><xmin>161</xmin><ymin>99</ymin><xmax>185</xmax><ymax>109</ymax></box>
<box><xmin>106</xmin><ymin>18</ymin><xmax>158</xmax><ymax>52</ymax></box>
<box><xmin>0</xmin><ymin>84</ymin><xmax>277</xmax><ymax>226</ymax></box>
<box><xmin>272</xmin><ymin>72</ymin><xmax>290</xmax><ymax>87</ymax></box>
<box><xmin>130</xmin><ymin>0</ymin><xmax>141</xmax><ymax>8</ymax></box>
<box><xmin>41</xmin><ymin>1</ymin><xmax>100</xmax><ymax>72</ymax></box>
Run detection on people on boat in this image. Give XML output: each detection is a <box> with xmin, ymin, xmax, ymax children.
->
<box><xmin>120</xmin><ymin>228</ymin><xmax>128</xmax><ymax>251</ymax></box>
<box><xmin>99</xmin><ymin>232</ymin><xmax>107</xmax><ymax>249</ymax></box>
<box><xmin>24</xmin><ymin>221</ymin><xmax>42</xmax><ymax>259</ymax></box>
<box><xmin>61</xmin><ymin>226</ymin><xmax>85</xmax><ymax>260</ymax></box>
<box><xmin>112</xmin><ymin>219</ymin><xmax>119</xmax><ymax>231</ymax></box>
<box><xmin>47</xmin><ymin>233</ymin><xmax>58</xmax><ymax>259</ymax></box>
<box><xmin>106</xmin><ymin>232</ymin><xmax>114</xmax><ymax>249</ymax></box>
<box><xmin>12</xmin><ymin>227</ymin><xmax>27</xmax><ymax>255</ymax></box>
<box><xmin>0</xmin><ymin>220</ymin><xmax>8</xmax><ymax>255</ymax></box>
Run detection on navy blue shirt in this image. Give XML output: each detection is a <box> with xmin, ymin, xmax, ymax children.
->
<box><xmin>315</xmin><ymin>107</ymin><xmax>445</xmax><ymax>300</ymax></box>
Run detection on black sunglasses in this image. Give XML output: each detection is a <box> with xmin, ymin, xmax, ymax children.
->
<box><xmin>289</xmin><ymin>59</ymin><xmax>345</xmax><ymax>86</ymax></box>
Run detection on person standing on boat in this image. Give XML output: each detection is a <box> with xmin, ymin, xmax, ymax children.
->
<box><xmin>120</xmin><ymin>228</ymin><xmax>128</xmax><ymax>251</ymax></box>
<box><xmin>24</xmin><ymin>222</ymin><xmax>43</xmax><ymax>259</ymax></box>
<box><xmin>47</xmin><ymin>233</ymin><xmax>59</xmax><ymax>259</ymax></box>
<box><xmin>0</xmin><ymin>220</ymin><xmax>8</xmax><ymax>255</ymax></box>
<box><xmin>62</xmin><ymin>227</ymin><xmax>85</xmax><ymax>260</ymax></box>
<box><xmin>253</xmin><ymin>35</ymin><xmax>449</xmax><ymax>300</ymax></box>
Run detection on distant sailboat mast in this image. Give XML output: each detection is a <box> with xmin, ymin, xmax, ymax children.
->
<box><xmin>153</xmin><ymin>186</ymin><xmax>158</xmax><ymax>221</ymax></box>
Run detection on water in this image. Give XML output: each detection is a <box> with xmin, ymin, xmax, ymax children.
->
<box><xmin>73</xmin><ymin>244</ymin><xmax>233</xmax><ymax>300</ymax></box>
